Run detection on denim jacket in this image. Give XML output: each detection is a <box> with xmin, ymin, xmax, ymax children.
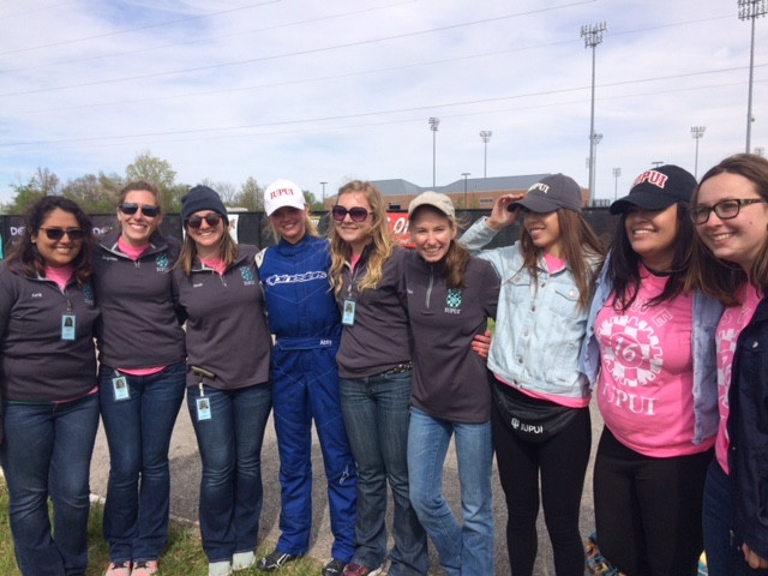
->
<box><xmin>578</xmin><ymin>252</ymin><xmax>724</xmax><ymax>446</ymax></box>
<box><xmin>461</xmin><ymin>217</ymin><xmax>597</xmax><ymax>400</ymax></box>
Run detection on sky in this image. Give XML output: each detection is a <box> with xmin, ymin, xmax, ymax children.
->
<box><xmin>1</xmin><ymin>0</ymin><xmax>767</xmax><ymax>207</ymax></box>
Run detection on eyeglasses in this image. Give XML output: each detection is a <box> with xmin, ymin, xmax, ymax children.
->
<box><xmin>690</xmin><ymin>198</ymin><xmax>767</xmax><ymax>224</ymax></box>
<box><xmin>331</xmin><ymin>206</ymin><xmax>369</xmax><ymax>223</ymax></box>
<box><xmin>119</xmin><ymin>203</ymin><xmax>161</xmax><ymax>218</ymax></box>
<box><xmin>39</xmin><ymin>227</ymin><xmax>85</xmax><ymax>241</ymax></box>
<box><xmin>187</xmin><ymin>213</ymin><xmax>222</xmax><ymax>229</ymax></box>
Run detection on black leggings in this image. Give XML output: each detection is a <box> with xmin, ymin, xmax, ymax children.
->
<box><xmin>593</xmin><ymin>426</ymin><xmax>712</xmax><ymax>576</ymax></box>
<box><xmin>492</xmin><ymin>399</ymin><xmax>591</xmax><ymax>576</ymax></box>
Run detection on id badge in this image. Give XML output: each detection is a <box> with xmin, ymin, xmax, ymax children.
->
<box><xmin>112</xmin><ymin>375</ymin><xmax>130</xmax><ymax>401</ymax></box>
<box><xmin>61</xmin><ymin>314</ymin><xmax>76</xmax><ymax>341</ymax></box>
<box><xmin>342</xmin><ymin>299</ymin><xmax>356</xmax><ymax>326</ymax></box>
<box><xmin>196</xmin><ymin>397</ymin><xmax>212</xmax><ymax>421</ymax></box>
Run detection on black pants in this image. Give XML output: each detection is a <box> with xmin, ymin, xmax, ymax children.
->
<box><xmin>593</xmin><ymin>426</ymin><xmax>712</xmax><ymax>576</ymax></box>
<box><xmin>492</xmin><ymin>398</ymin><xmax>591</xmax><ymax>576</ymax></box>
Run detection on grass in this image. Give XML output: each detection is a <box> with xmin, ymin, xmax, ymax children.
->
<box><xmin>0</xmin><ymin>482</ymin><xmax>323</xmax><ymax>575</ymax></box>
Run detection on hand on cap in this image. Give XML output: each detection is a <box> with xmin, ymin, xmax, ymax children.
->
<box><xmin>486</xmin><ymin>193</ymin><xmax>525</xmax><ymax>230</ymax></box>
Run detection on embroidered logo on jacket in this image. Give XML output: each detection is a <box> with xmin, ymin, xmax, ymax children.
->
<box><xmin>156</xmin><ymin>252</ymin><xmax>170</xmax><ymax>272</ymax></box>
<box><xmin>444</xmin><ymin>288</ymin><xmax>462</xmax><ymax>314</ymax></box>
<box><xmin>82</xmin><ymin>283</ymin><xmax>95</xmax><ymax>305</ymax></box>
<box><xmin>239</xmin><ymin>265</ymin><xmax>256</xmax><ymax>286</ymax></box>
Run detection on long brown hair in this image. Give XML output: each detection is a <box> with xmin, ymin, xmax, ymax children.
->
<box><xmin>688</xmin><ymin>153</ymin><xmax>768</xmax><ymax>304</ymax></box>
<box><xmin>328</xmin><ymin>180</ymin><xmax>394</xmax><ymax>295</ymax></box>
<box><xmin>519</xmin><ymin>208</ymin><xmax>604</xmax><ymax>310</ymax></box>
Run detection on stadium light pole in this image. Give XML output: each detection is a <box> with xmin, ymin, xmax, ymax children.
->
<box><xmin>739</xmin><ymin>0</ymin><xmax>767</xmax><ymax>153</ymax></box>
<box><xmin>592</xmin><ymin>133</ymin><xmax>603</xmax><ymax>202</ymax></box>
<box><xmin>462</xmin><ymin>172</ymin><xmax>471</xmax><ymax>208</ymax></box>
<box><xmin>320</xmin><ymin>181</ymin><xmax>327</xmax><ymax>208</ymax></box>
<box><xmin>479</xmin><ymin>131</ymin><xmax>492</xmax><ymax>178</ymax></box>
<box><xmin>581</xmin><ymin>21</ymin><xmax>607</xmax><ymax>206</ymax></box>
<box><xmin>612</xmin><ymin>167</ymin><xmax>621</xmax><ymax>200</ymax></box>
<box><xmin>691</xmin><ymin>126</ymin><xmax>706</xmax><ymax>178</ymax></box>
<box><xmin>429</xmin><ymin>117</ymin><xmax>440</xmax><ymax>187</ymax></box>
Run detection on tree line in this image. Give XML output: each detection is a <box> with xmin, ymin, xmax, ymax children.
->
<box><xmin>3</xmin><ymin>151</ymin><xmax>322</xmax><ymax>215</ymax></box>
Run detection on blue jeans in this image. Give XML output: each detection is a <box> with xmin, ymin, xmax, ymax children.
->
<box><xmin>0</xmin><ymin>394</ymin><xmax>100</xmax><ymax>576</ymax></box>
<box><xmin>340</xmin><ymin>371</ymin><xmax>428</xmax><ymax>576</ymax></box>
<box><xmin>187</xmin><ymin>383</ymin><xmax>272</xmax><ymax>562</ymax></box>
<box><xmin>98</xmin><ymin>361</ymin><xmax>186</xmax><ymax>563</ymax></box>
<box><xmin>407</xmin><ymin>407</ymin><xmax>493</xmax><ymax>576</ymax></box>
<box><xmin>703</xmin><ymin>459</ymin><xmax>768</xmax><ymax>575</ymax></box>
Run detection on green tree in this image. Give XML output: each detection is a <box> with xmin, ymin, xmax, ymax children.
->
<box><xmin>5</xmin><ymin>167</ymin><xmax>60</xmax><ymax>214</ymax></box>
<box><xmin>61</xmin><ymin>173</ymin><xmax>120</xmax><ymax>213</ymax></box>
<box><xmin>303</xmin><ymin>189</ymin><xmax>323</xmax><ymax>212</ymax></box>
<box><xmin>231</xmin><ymin>177</ymin><xmax>263</xmax><ymax>212</ymax></box>
<box><xmin>125</xmin><ymin>151</ymin><xmax>180</xmax><ymax>211</ymax></box>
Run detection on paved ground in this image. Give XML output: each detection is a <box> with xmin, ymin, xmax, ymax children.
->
<box><xmin>89</xmin><ymin>404</ymin><xmax>603</xmax><ymax>575</ymax></box>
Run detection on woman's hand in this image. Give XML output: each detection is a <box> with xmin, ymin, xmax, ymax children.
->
<box><xmin>743</xmin><ymin>543</ymin><xmax>768</xmax><ymax>569</ymax></box>
<box><xmin>486</xmin><ymin>193</ymin><xmax>526</xmax><ymax>230</ymax></box>
<box><xmin>472</xmin><ymin>330</ymin><xmax>492</xmax><ymax>360</ymax></box>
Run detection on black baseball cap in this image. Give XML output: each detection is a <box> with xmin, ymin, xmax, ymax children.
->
<box><xmin>610</xmin><ymin>165</ymin><xmax>696</xmax><ymax>215</ymax></box>
<box><xmin>507</xmin><ymin>174</ymin><xmax>584</xmax><ymax>213</ymax></box>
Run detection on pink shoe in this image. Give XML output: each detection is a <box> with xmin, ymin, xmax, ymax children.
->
<box><xmin>131</xmin><ymin>560</ymin><xmax>159</xmax><ymax>576</ymax></box>
<box><xmin>105</xmin><ymin>561</ymin><xmax>132</xmax><ymax>576</ymax></box>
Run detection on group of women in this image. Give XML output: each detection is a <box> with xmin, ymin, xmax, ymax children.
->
<box><xmin>1</xmin><ymin>152</ymin><xmax>768</xmax><ymax>576</ymax></box>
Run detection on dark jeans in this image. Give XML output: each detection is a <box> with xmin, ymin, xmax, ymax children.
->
<box><xmin>702</xmin><ymin>459</ymin><xmax>768</xmax><ymax>576</ymax></box>
<box><xmin>594</xmin><ymin>426</ymin><xmax>712</xmax><ymax>576</ymax></box>
<box><xmin>492</xmin><ymin>400</ymin><xmax>591</xmax><ymax>576</ymax></box>
<box><xmin>0</xmin><ymin>394</ymin><xmax>100</xmax><ymax>576</ymax></box>
<box><xmin>340</xmin><ymin>371</ymin><xmax>428</xmax><ymax>576</ymax></box>
<box><xmin>98</xmin><ymin>361</ymin><xmax>186</xmax><ymax>563</ymax></box>
<box><xmin>187</xmin><ymin>383</ymin><xmax>272</xmax><ymax>562</ymax></box>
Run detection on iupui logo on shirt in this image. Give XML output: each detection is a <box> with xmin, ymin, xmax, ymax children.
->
<box><xmin>632</xmin><ymin>170</ymin><xmax>668</xmax><ymax>189</ymax></box>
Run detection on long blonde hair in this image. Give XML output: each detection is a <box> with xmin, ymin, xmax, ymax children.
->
<box><xmin>328</xmin><ymin>180</ymin><xmax>394</xmax><ymax>295</ymax></box>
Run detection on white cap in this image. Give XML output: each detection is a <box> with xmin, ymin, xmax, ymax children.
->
<box><xmin>264</xmin><ymin>179</ymin><xmax>306</xmax><ymax>216</ymax></box>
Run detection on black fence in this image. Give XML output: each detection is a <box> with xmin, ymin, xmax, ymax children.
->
<box><xmin>0</xmin><ymin>208</ymin><xmax>618</xmax><ymax>259</ymax></box>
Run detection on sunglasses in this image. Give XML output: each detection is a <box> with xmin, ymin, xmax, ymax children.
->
<box><xmin>331</xmin><ymin>206</ymin><xmax>370</xmax><ymax>223</ymax></box>
<box><xmin>119</xmin><ymin>203</ymin><xmax>161</xmax><ymax>218</ymax></box>
<box><xmin>187</xmin><ymin>213</ymin><xmax>222</xmax><ymax>229</ymax></box>
<box><xmin>39</xmin><ymin>227</ymin><xmax>85</xmax><ymax>241</ymax></box>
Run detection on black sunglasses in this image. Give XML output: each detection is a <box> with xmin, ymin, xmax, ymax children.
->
<box><xmin>118</xmin><ymin>203</ymin><xmax>161</xmax><ymax>218</ymax></box>
<box><xmin>331</xmin><ymin>206</ymin><xmax>369</xmax><ymax>223</ymax></box>
<box><xmin>39</xmin><ymin>227</ymin><xmax>85</xmax><ymax>241</ymax></box>
<box><xmin>187</xmin><ymin>213</ymin><xmax>222</xmax><ymax>229</ymax></box>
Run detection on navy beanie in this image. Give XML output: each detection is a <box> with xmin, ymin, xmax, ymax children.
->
<box><xmin>181</xmin><ymin>185</ymin><xmax>228</xmax><ymax>223</ymax></box>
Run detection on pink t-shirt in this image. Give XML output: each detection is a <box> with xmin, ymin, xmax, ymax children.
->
<box><xmin>200</xmin><ymin>256</ymin><xmax>226</xmax><ymax>275</ymax></box>
<box><xmin>506</xmin><ymin>251</ymin><xmax>590</xmax><ymax>409</ymax></box>
<box><xmin>595</xmin><ymin>268</ymin><xmax>710</xmax><ymax>457</ymax></box>
<box><xmin>714</xmin><ymin>282</ymin><xmax>762</xmax><ymax>474</ymax></box>
<box><xmin>117</xmin><ymin>237</ymin><xmax>164</xmax><ymax>377</ymax></box>
<box><xmin>117</xmin><ymin>237</ymin><xmax>149</xmax><ymax>260</ymax></box>
<box><xmin>44</xmin><ymin>264</ymin><xmax>74</xmax><ymax>291</ymax></box>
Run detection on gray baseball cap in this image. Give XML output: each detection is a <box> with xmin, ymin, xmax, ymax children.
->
<box><xmin>507</xmin><ymin>174</ymin><xmax>584</xmax><ymax>214</ymax></box>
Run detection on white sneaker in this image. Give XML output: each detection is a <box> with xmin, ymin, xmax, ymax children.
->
<box><xmin>232</xmin><ymin>551</ymin><xmax>255</xmax><ymax>571</ymax></box>
<box><xmin>208</xmin><ymin>560</ymin><xmax>232</xmax><ymax>576</ymax></box>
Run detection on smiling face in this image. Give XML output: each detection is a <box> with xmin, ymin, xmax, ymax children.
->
<box><xmin>187</xmin><ymin>210</ymin><xmax>224</xmax><ymax>258</ymax></box>
<box><xmin>117</xmin><ymin>189</ymin><xmax>162</xmax><ymax>247</ymax></box>
<box><xmin>410</xmin><ymin>207</ymin><xmax>456</xmax><ymax>263</ymax></box>
<box><xmin>32</xmin><ymin>208</ymin><xmax>83</xmax><ymax>267</ymax></box>
<box><xmin>333</xmin><ymin>191</ymin><xmax>374</xmax><ymax>254</ymax></box>
<box><xmin>524</xmin><ymin>210</ymin><xmax>563</xmax><ymax>257</ymax></box>
<box><xmin>696</xmin><ymin>172</ymin><xmax>768</xmax><ymax>271</ymax></box>
<box><xmin>624</xmin><ymin>203</ymin><xmax>679</xmax><ymax>271</ymax></box>
<box><xmin>269</xmin><ymin>205</ymin><xmax>308</xmax><ymax>244</ymax></box>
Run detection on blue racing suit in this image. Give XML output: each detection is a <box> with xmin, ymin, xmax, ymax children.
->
<box><xmin>259</xmin><ymin>233</ymin><xmax>357</xmax><ymax>561</ymax></box>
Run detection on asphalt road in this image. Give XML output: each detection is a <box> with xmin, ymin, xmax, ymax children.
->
<box><xmin>89</xmin><ymin>403</ymin><xmax>603</xmax><ymax>575</ymax></box>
